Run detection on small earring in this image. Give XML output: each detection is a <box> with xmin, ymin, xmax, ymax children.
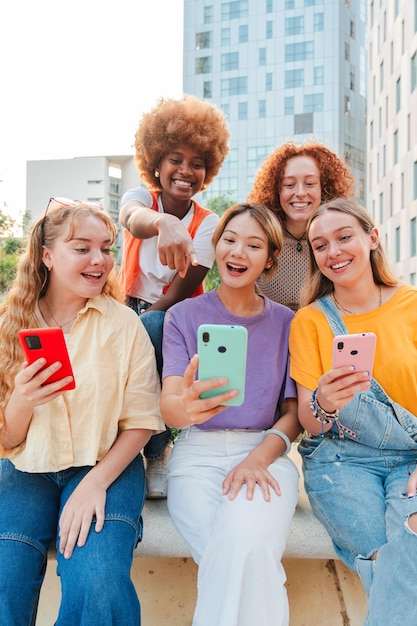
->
<box><xmin>155</xmin><ymin>170</ymin><xmax>160</xmax><ymax>178</ymax></box>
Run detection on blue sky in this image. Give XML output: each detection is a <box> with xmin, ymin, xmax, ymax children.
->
<box><xmin>0</xmin><ymin>0</ymin><xmax>184</xmax><ymax>219</ymax></box>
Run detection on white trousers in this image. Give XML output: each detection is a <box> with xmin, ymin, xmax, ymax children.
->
<box><xmin>167</xmin><ymin>427</ymin><xmax>299</xmax><ymax>626</ymax></box>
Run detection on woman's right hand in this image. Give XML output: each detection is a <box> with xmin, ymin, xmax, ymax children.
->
<box><xmin>181</xmin><ymin>354</ymin><xmax>238</xmax><ymax>424</ymax></box>
<box><xmin>13</xmin><ymin>358</ymin><xmax>73</xmax><ymax>408</ymax></box>
<box><xmin>316</xmin><ymin>366</ymin><xmax>372</xmax><ymax>413</ymax></box>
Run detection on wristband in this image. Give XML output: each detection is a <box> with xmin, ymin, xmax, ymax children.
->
<box><xmin>310</xmin><ymin>387</ymin><xmax>339</xmax><ymax>423</ymax></box>
<box><xmin>263</xmin><ymin>429</ymin><xmax>291</xmax><ymax>455</ymax></box>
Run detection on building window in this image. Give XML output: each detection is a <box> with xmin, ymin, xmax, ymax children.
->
<box><xmin>285</xmin><ymin>0</ymin><xmax>295</xmax><ymax>8</ymax></box>
<box><xmin>285</xmin><ymin>16</ymin><xmax>304</xmax><ymax>35</ymax></box>
<box><xmin>196</xmin><ymin>32</ymin><xmax>212</xmax><ymax>49</ymax></box>
<box><xmin>411</xmin><ymin>53</ymin><xmax>417</xmax><ymax>92</ymax></box>
<box><xmin>380</xmin><ymin>60</ymin><xmax>384</xmax><ymax>91</ymax></box>
<box><xmin>284</xmin><ymin>96</ymin><xmax>294</xmax><ymax>115</ymax></box>
<box><xmin>410</xmin><ymin>273</ymin><xmax>416</xmax><ymax>285</ymax></box>
<box><xmin>266</xmin><ymin>20</ymin><xmax>273</xmax><ymax>39</ymax></box>
<box><xmin>379</xmin><ymin>192</ymin><xmax>384</xmax><ymax>223</ymax></box>
<box><xmin>305</xmin><ymin>0</ymin><xmax>316</xmax><ymax>5</ymax></box>
<box><xmin>221</xmin><ymin>52</ymin><xmax>239</xmax><ymax>71</ymax></box>
<box><xmin>304</xmin><ymin>93</ymin><xmax>323</xmax><ymax>112</ymax></box>
<box><xmin>411</xmin><ymin>218</ymin><xmax>417</xmax><ymax>257</ymax></box>
<box><xmin>258</xmin><ymin>99</ymin><xmax>266</xmax><ymax>118</ymax></box>
<box><xmin>395</xmin><ymin>226</ymin><xmax>401</xmax><ymax>262</ymax></box>
<box><xmin>350</xmin><ymin>70</ymin><xmax>355</xmax><ymax>91</ymax></box>
<box><xmin>414</xmin><ymin>161</ymin><xmax>417</xmax><ymax>200</ymax></box>
<box><xmin>222</xmin><ymin>1</ymin><xmax>248</xmax><ymax>20</ymax></box>
<box><xmin>350</xmin><ymin>19</ymin><xmax>355</xmax><ymax>39</ymax></box>
<box><xmin>314</xmin><ymin>66</ymin><xmax>324</xmax><ymax>86</ymax></box>
<box><xmin>238</xmin><ymin>101</ymin><xmax>248</xmax><ymax>120</ymax></box>
<box><xmin>204</xmin><ymin>5</ymin><xmax>213</xmax><ymax>24</ymax></box>
<box><xmin>266</xmin><ymin>0</ymin><xmax>273</xmax><ymax>11</ymax></box>
<box><xmin>394</xmin><ymin>130</ymin><xmax>399</xmax><ymax>164</ymax></box>
<box><xmin>196</xmin><ymin>57</ymin><xmax>212</xmax><ymax>74</ymax></box>
<box><xmin>285</xmin><ymin>41</ymin><xmax>313</xmax><ymax>61</ymax></box>
<box><xmin>285</xmin><ymin>69</ymin><xmax>304</xmax><ymax>88</ymax></box>
<box><xmin>221</xmin><ymin>28</ymin><xmax>231</xmax><ymax>46</ymax></box>
<box><xmin>344</xmin><ymin>95</ymin><xmax>351</xmax><ymax>115</ymax></box>
<box><xmin>345</xmin><ymin>41</ymin><xmax>350</xmax><ymax>62</ymax></box>
<box><xmin>221</xmin><ymin>103</ymin><xmax>230</xmax><ymax>118</ymax></box>
<box><xmin>259</xmin><ymin>48</ymin><xmax>266</xmax><ymax>66</ymax></box>
<box><xmin>295</xmin><ymin>113</ymin><xmax>313</xmax><ymax>134</ymax></box>
<box><xmin>239</xmin><ymin>24</ymin><xmax>248</xmax><ymax>43</ymax></box>
<box><xmin>220</xmin><ymin>76</ymin><xmax>247</xmax><ymax>96</ymax></box>
<box><xmin>370</xmin><ymin>121</ymin><xmax>374</xmax><ymax>147</ymax></box>
<box><xmin>247</xmin><ymin>145</ymin><xmax>275</xmax><ymax>168</ymax></box>
<box><xmin>314</xmin><ymin>13</ymin><xmax>324</xmax><ymax>32</ymax></box>
<box><xmin>265</xmin><ymin>72</ymin><xmax>273</xmax><ymax>91</ymax></box>
<box><xmin>203</xmin><ymin>81</ymin><xmax>212</xmax><ymax>98</ymax></box>
<box><xmin>396</xmin><ymin>77</ymin><xmax>401</xmax><ymax>113</ymax></box>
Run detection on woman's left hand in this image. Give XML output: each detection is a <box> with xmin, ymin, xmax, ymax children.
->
<box><xmin>58</xmin><ymin>476</ymin><xmax>106</xmax><ymax>559</ymax></box>
<box><xmin>223</xmin><ymin>457</ymin><xmax>281</xmax><ymax>502</ymax></box>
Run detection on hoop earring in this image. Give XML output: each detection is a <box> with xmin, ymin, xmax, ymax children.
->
<box><xmin>155</xmin><ymin>170</ymin><xmax>160</xmax><ymax>178</ymax></box>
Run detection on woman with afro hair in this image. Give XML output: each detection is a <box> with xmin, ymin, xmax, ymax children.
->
<box><xmin>247</xmin><ymin>141</ymin><xmax>355</xmax><ymax>312</ymax></box>
<box><xmin>118</xmin><ymin>95</ymin><xmax>230</xmax><ymax>499</ymax></box>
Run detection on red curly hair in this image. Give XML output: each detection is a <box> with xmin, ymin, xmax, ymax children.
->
<box><xmin>134</xmin><ymin>95</ymin><xmax>230</xmax><ymax>191</ymax></box>
<box><xmin>247</xmin><ymin>141</ymin><xmax>355</xmax><ymax>224</ymax></box>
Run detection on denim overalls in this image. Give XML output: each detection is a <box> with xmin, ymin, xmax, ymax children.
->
<box><xmin>298</xmin><ymin>295</ymin><xmax>417</xmax><ymax>626</ymax></box>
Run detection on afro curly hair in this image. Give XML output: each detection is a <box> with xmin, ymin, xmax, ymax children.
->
<box><xmin>247</xmin><ymin>141</ymin><xmax>355</xmax><ymax>224</ymax></box>
<box><xmin>134</xmin><ymin>95</ymin><xmax>230</xmax><ymax>191</ymax></box>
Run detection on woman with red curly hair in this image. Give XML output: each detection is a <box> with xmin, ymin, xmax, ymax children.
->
<box><xmin>248</xmin><ymin>142</ymin><xmax>355</xmax><ymax>312</ymax></box>
<box><xmin>118</xmin><ymin>95</ymin><xmax>230</xmax><ymax>498</ymax></box>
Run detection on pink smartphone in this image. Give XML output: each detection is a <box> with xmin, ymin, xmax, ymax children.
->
<box><xmin>18</xmin><ymin>328</ymin><xmax>76</xmax><ymax>391</ymax></box>
<box><xmin>332</xmin><ymin>333</ymin><xmax>377</xmax><ymax>375</ymax></box>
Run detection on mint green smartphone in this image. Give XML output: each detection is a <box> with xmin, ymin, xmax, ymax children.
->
<box><xmin>197</xmin><ymin>324</ymin><xmax>248</xmax><ymax>406</ymax></box>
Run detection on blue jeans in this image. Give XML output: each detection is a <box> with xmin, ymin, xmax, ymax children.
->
<box><xmin>299</xmin><ymin>378</ymin><xmax>417</xmax><ymax>626</ymax></box>
<box><xmin>128</xmin><ymin>305</ymin><xmax>172</xmax><ymax>459</ymax></box>
<box><xmin>0</xmin><ymin>455</ymin><xmax>145</xmax><ymax>626</ymax></box>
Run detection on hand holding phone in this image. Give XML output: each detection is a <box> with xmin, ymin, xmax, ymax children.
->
<box><xmin>197</xmin><ymin>324</ymin><xmax>248</xmax><ymax>406</ymax></box>
<box><xmin>332</xmin><ymin>333</ymin><xmax>377</xmax><ymax>375</ymax></box>
<box><xmin>18</xmin><ymin>328</ymin><xmax>76</xmax><ymax>391</ymax></box>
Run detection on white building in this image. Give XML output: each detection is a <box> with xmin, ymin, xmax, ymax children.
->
<box><xmin>26</xmin><ymin>155</ymin><xmax>140</xmax><ymax>253</ymax></box>
<box><xmin>367</xmin><ymin>0</ymin><xmax>417</xmax><ymax>284</ymax></box>
<box><xmin>183</xmin><ymin>0</ymin><xmax>368</xmax><ymax>205</ymax></box>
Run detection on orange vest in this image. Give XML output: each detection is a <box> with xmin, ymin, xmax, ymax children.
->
<box><xmin>118</xmin><ymin>191</ymin><xmax>212</xmax><ymax>299</ymax></box>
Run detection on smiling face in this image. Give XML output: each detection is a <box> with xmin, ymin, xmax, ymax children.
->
<box><xmin>158</xmin><ymin>144</ymin><xmax>206</xmax><ymax>214</ymax></box>
<box><xmin>215</xmin><ymin>212</ymin><xmax>273</xmax><ymax>289</ymax></box>
<box><xmin>42</xmin><ymin>215</ymin><xmax>115</xmax><ymax>302</ymax></box>
<box><xmin>279</xmin><ymin>155</ymin><xmax>322</xmax><ymax>230</ymax></box>
<box><xmin>308</xmin><ymin>210</ymin><xmax>379</xmax><ymax>288</ymax></box>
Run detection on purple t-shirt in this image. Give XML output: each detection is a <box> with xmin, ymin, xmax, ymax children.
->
<box><xmin>162</xmin><ymin>290</ymin><xmax>296</xmax><ymax>430</ymax></box>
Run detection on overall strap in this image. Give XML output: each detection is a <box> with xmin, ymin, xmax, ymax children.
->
<box><xmin>316</xmin><ymin>295</ymin><xmax>349</xmax><ymax>335</ymax></box>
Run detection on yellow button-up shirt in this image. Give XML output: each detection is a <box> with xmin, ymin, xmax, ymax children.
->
<box><xmin>2</xmin><ymin>295</ymin><xmax>164</xmax><ymax>472</ymax></box>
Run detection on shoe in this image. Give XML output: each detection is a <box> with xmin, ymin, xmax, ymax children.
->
<box><xmin>146</xmin><ymin>442</ymin><xmax>172</xmax><ymax>499</ymax></box>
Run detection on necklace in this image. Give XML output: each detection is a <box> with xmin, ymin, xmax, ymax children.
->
<box><xmin>42</xmin><ymin>298</ymin><xmax>79</xmax><ymax>329</ymax></box>
<box><xmin>283</xmin><ymin>226</ymin><xmax>306</xmax><ymax>252</ymax></box>
<box><xmin>332</xmin><ymin>285</ymin><xmax>382</xmax><ymax>316</ymax></box>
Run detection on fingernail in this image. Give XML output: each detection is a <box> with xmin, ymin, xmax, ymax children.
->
<box><xmin>408</xmin><ymin>494</ymin><xmax>414</xmax><ymax>499</ymax></box>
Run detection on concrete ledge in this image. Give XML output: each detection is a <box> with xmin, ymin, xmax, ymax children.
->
<box><xmin>136</xmin><ymin>446</ymin><xmax>337</xmax><ymax>561</ymax></box>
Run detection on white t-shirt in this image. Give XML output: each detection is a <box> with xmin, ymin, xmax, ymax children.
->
<box><xmin>121</xmin><ymin>187</ymin><xmax>219</xmax><ymax>302</ymax></box>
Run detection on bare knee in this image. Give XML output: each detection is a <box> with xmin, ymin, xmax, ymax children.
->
<box><xmin>407</xmin><ymin>512</ymin><xmax>417</xmax><ymax>534</ymax></box>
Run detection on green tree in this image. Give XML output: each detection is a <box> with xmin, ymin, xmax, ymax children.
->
<box><xmin>204</xmin><ymin>193</ymin><xmax>236</xmax><ymax>291</ymax></box>
<box><xmin>0</xmin><ymin>206</ymin><xmax>28</xmax><ymax>294</ymax></box>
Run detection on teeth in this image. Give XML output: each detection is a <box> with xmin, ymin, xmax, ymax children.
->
<box><xmin>173</xmin><ymin>180</ymin><xmax>192</xmax><ymax>187</ymax></box>
<box><xmin>291</xmin><ymin>203</ymin><xmax>309</xmax><ymax>208</ymax></box>
<box><xmin>331</xmin><ymin>261</ymin><xmax>350</xmax><ymax>270</ymax></box>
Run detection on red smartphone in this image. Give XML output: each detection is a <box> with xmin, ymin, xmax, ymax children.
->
<box><xmin>332</xmin><ymin>333</ymin><xmax>377</xmax><ymax>375</ymax></box>
<box><xmin>18</xmin><ymin>328</ymin><xmax>76</xmax><ymax>390</ymax></box>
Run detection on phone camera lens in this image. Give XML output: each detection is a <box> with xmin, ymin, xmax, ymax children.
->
<box><xmin>337</xmin><ymin>342</ymin><xmax>344</xmax><ymax>350</ymax></box>
<box><xmin>202</xmin><ymin>332</ymin><xmax>210</xmax><ymax>343</ymax></box>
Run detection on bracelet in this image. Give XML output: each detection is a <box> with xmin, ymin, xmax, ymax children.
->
<box><xmin>263</xmin><ymin>429</ymin><xmax>291</xmax><ymax>455</ymax></box>
<box><xmin>310</xmin><ymin>388</ymin><xmax>339</xmax><ymax>423</ymax></box>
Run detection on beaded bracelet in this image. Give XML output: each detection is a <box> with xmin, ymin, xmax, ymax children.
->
<box><xmin>310</xmin><ymin>387</ymin><xmax>339</xmax><ymax>423</ymax></box>
<box><xmin>263</xmin><ymin>428</ymin><xmax>291</xmax><ymax>455</ymax></box>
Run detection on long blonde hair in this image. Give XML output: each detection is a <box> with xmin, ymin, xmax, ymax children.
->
<box><xmin>300</xmin><ymin>198</ymin><xmax>399</xmax><ymax>306</ymax></box>
<box><xmin>0</xmin><ymin>202</ymin><xmax>122</xmax><ymax>422</ymax></box>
